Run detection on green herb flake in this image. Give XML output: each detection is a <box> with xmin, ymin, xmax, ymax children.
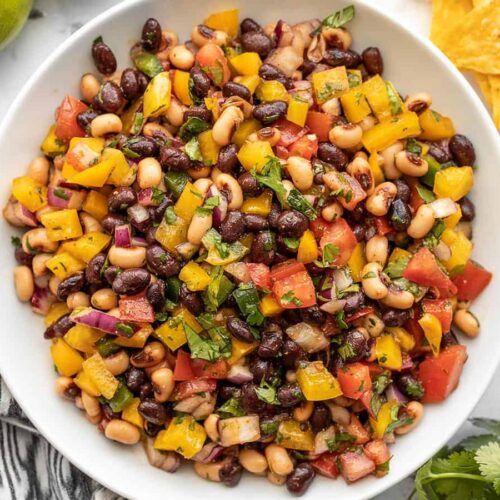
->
<box><xmin>115</xmin><ymin>322</ymin><xmax>135</xmax><ymax>337</ymax></box>
<box><xmin>280</xmin><ymin>290</ymin><xmax>303</xmax><ymax>307</ymax></box>
<box><xmin>10</xmin><ymin>236</ymin><xmax>21</xmax><ymax>247</ymax></box>
<box><xmin>165</xmin><ymin>206</ymin><xmax>177</xmax><ymax>224</ymax></box>
<box><xmin>53</xmin><ymin>187</ymin><xmax>69</xmax><ymax>200</ymax></box>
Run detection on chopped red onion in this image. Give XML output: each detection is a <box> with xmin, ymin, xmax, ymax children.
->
<box><xmin>285</xmin><ymin>322</ymin><xmax>329</xmax><ymax>353</ymax></box>
<box><xmin>433</xmin><ymin>241</ymin><xmax>451</xmax><ymax>261</ymax></box>
<box><xmin>429</xmin><ymin>197</ymin><xmax>457</xmax><ymax>219</ymax></box>
<box><xmin>14</xmin><ymin>203</ymin><xmax>37</xmax><ymax>227</ymax></box>
<box><xmin>31</xmin><ymin>285</ymin><xmax>56</xmax><ymax>315</ymax></box>
<box><xmin>70</xmin><ymin>307</ymin><xmax>139</xmax><ymax>337</ymax></box>
<box><xmin>274</xmin><ymin>19</ymin><xmax>286</xmax><ymax>44</ymax></box>
<box><xmin>333</xmin><ymin>267</ymin><xmax>353</xmax><ymax>292</ymax></box>
<box><xmin>192</xmin><ymin>442</ymin><xmax>224</xmax><ymax>463</ymax></box>
<box><xmin>47</xmin><ymin>187</ymin><xmax>72</xmax><ymax>209</ymax></box>
<box><xmin>320</xmin><ymin>298</ymin><xmax>347</xmax><ymax>314</ymax></box>
<box><xmin>137</xmin><ymin>188</ymin><xmax>154</xmax><ymax>206</ymax></box>
<box><xmin>114</xmin><ymin>224</ymin><xmax>132</xmax><ymax>247</ymax></box>
<box><xmin>127</xmin><ymin>203</ymin><xmax>149</xmax><ymax>223</ymax></box>
<box><xmin>218</xmin><ymin>415</ymin><xmax>261</xmax><ymax>447</ymax></box>
<box><xmin>207</xmin><ymin>186</ymin><xmax>228</xmax><ymax>229</ymax></box>
<box><xmin>226</xmin><ymin>364</ymin><xmax>254</xmax><ymax>384</ymax></box>
<box><xmin>304</xmin><ymin>194</ymin><xmax>317</xmax><ymax>206</ymax></box>
<box><xmin>130</xmin><ymin>237</ymin><xmax>148</xmax><ymax>248</ymax></box>
<box><xmin>385</xmin><ymin>383</ymin><xmax>408</xmax><ymax>404</ymax></box>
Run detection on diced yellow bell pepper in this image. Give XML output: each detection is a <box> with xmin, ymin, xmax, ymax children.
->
<box><xmin>239</xmin><ymin>233</ymin><xmax>254</xmax><ymax>250</ymax></box>
<box><xmin>114</xmin><ymin>324</ymin><xmax>152</xmax><ymax>348</ymax></box>
<box><xmin>46</xmin><ymin>252</ymin><xmax>85</xmax><ymax>280</ymax></box>
<box><xmin>174</xmin><ymin>182</ymin><xmax>203</xmax><ymax>221</ymax></box>
<box><xmin>74</xmin><ymin>370</ymin><xmax>101</xmax><ymax>396</ymax></box>
<box><xmin>231</xmin><ymin>52</ymin><xmax>262</xmax><ymax>76</ymax></box>
<box><xmin>198</xmin><ymin>129</ymin><xmax>220</xmax><ymax>166</ymax></box>
<box><xmin>441</xmin><ymin>228</ymin><xmax>473</xmax><ymax>272</ymax></box>
<box><xmin>204</xmin><ymin>97</ymin><xmax>220</xmax><ymax>119</ymax></box>
<box><xmin>179</xmin><ymin>261</ymin><xmax>211</xmax><ymax>291</ymax></box>
<box><xmin>259</xmin><ymin>295</ymin><xmax>284</xmax><ymax>317</ymax></box>
<box><xmin>62</xmin><ymin>137</ymin><xmax>105</xmax><ymax>180</ymax></box>
<box><xmin>155</xmin><ymin>216</ymin><xmax>189</xmax><ymax>254</ymax></box>
<box><xmin>154</xmin><ymin>416</ymin><xmax>206</xmax><ymax>459</ymax></box>
<box><xmin>444</xmin><ymin>203</ymin><xmax>462</xmax><ymax>229</ymax></box>
<box><xmin>234</xmin><ymin>75</ymin><xmax>261</xmax><ymax>94</ymax></box>
<box><xmin>277</xmin><ymin>420</ymin><xmax>315</xmax><ymax>451</ymax></box>
<box><xmin>44</xmin><ymin>302</ymin><xmax>69</xmax><ymax>326</ymax></box>
<box><xmin>386</xmin><ymin>327</ymin><xmax>415</xmax><ymax>352</ymax></box>
<box><xmin>361</xmin><ymin>75</ymin><xmax>391</xmax><ymax>122</ymax></box>
<box><xmin>122</xmin><ymin>398</ymin><xmax>144</xmax><ymax>428</ymax></box>
<box><xmin>418</xmin><ymin>313</ymin><xmax>442</xmax><ymax>357</ymax></box>
<box><xmin>144</xmin><ymin>71</ymin><xmax>172</xmax><ymax>118</ymax></box>
<box><xmin>69</xmin><ymin>158</ymin><xmax>114</xmax><ymax>188</ymax></box>
<box><xmin>241</xmin><ymin>190</ymin><xmax>273</xmax><ymax>216</ymax></box>
<box><xmin>173</xmin><ymin>70</ymin><xmax>193</xmax><ymax>106</ymax></box>
<box><xmin>154</xmin><ymin>306</ymin><xmax>202</xmax><ymax>351</ymax></box>
<box><xmin>375</xmin><ymin>334</ymin><xmax>402</xmax><ymax>370</ymax></box>
<box><xmin>389</xmin><ymin>247</ymin><xmax>412</xmax><ymax>263</ymax></box>
<box><xmin>227</xmin><ymin>336</ymin><xmax>259</xmax><ymax>365</ymax></box>
<box><xmin>297</xmin><ymin>230</ymin><xmax>318</xmax><ymax>264</ymax></box>
<box><xmin>368</xmin><ymin>153</ymin><xmax>385</xmax><ymax>185</ymax></box>
<box><xmin>41</xmin><ymin>209</ymin><xmax>82</xmax><ymax>241</ymax></box>
<box><xmin>64</xmin><ymin>324</ymin><xmax>105</xmax><ymax>353</ymax></box>
<box><xmin>340</xmin><ymin>89</ymin><xmax>371</xmax><ymax>123</ymax></box>
<box><xmin>369</xmin><ymin>400</ymin><xmax>399</xmax><ymax>438</ymax></box>
<box><xmin>286</xmin><ymin>98</ymin><xmax>310</xmax><ymax>127</ymax></box>
<box><xmin>120</xmin><ymin>97</ymin><xmax>144</xmax><ymax>135</ymax></box>
<box><xmin>204</xmin><ymin>8</ymin><xmax>239</xmax><ymax>38</ymax></box>
<box><xmin>296</xmin><ymin>361</ymin><xmax>343</xmax><ymax>401</ymax></box>
<box><xmin>433</xmin><ymin>166</ymin><xmax>473</xmax><ymax>201</ymax></box>
<box><xmin>82</xmin><ymin>352</ymin><xmax>119</xmax><ymax>399</ymax></box>
<box><xmin>51</xmin><ymin>339</ymin><xmax>84</xmax><ymax>377</ymax></box>
<box><xmin>65</xmin><ymin>232</ymin><xmax>111</xmax><ymax>263</ymax></box>
<box><xmin>232</xmin><ymin>118</ymin><xmax>261</xmax><ymax>146</ymax></box>
<box><xmin>255</xmin><ymin>80</ymin><xmax>289</xmax><ymax>102</ymax></box>
<box><xmin>347</xmin><ymin>69</ymin><xmax>363</xmax><ymax>88</ymax></box>
<box><xmin>12</xmin><ymin>176</ymin><xmax>47</xmax><ymax>212</ymax></box>
<box><xmin>362</xmin><ymin>112</ymin><xmax>421</xmax><ymax>153</ymax></box>
<box><xmin>82</xmin><ymin>190</ymin><xmax>108</xmax><ymax>221</ymax></box>
<box><xmin>40</xmin><ymin>124</ymin><xmax>68</xmax><ymax>157</ymax></box>
<box><xmin>103</xmin><ymin>148</ymin><xmax>134</xmax><ymax>186</ymax></box>
<box><xmin>312</xmin><ymin>66</ymin><xmax>349</xmax><ymax>104</ymax></box>
<box><xmin>348</xmin><ymin>242</ymin><xmax>367</xmax><ymax>282</ymax></box>
<box><xmin>418</xmin><ymin>108</ymin><xmax>456</xmax><ymax>141</ymax></box>
<box><xmin>237</xmin><ymin>140</ymin><xmax>276</xmax><ymax>173</ymax></box>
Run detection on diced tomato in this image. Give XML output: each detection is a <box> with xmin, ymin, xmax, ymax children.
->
<box><xmin>324</xmin><ymin>171</ymin><xmax>367</xmax><ymax>211</ymax></box>
<box><xmin>270</xmin><ymin>260</ymin><xmax>306</xmax><ymax>283</ymax></box>
<box><xmin>408</xmin><ymin>179</ymin><xmax>425</xmax><ymax>212</ymax></box>
<box><xmin>55</xmin><ymin>95</ymin><xmax>88</xmax><ymax>142</ymax></box>
<box><xmin>453</xmin><ymin>260</ymin><xmax>492</xmax><ymax>301</ymax></box>
<box><xmin>339</xmin><ymin>415</ymin><xmax>370</xmax><ymax>445</ymax></box>
<box><xmin>311</xmin><ymin>453</ymin><xmax>340</xmax><ymax>479</ymax></box>
<box><xmin>172</xmin><ymin>378</ymin><xmax>217</xmax><ymax>400</ymax></box>
<box><xmin>275</xmin><ymin>144</ymin><xmax>290</xmax><ymax>160</ymax></box>
<box><xmin>364</xmin><ymin>440</ymin><xmax>391</xmax><ymax>466</ymax></box>
<box><xmin>337</xmin><ymin>363</ymin><xmax>372</xmax><ymax>400</ymax></box>
<box><xmin>195</xmin><ymin>43</ymin><xmax>230</xmax><ymax>86</ymax></box>
<box><xmin>339</xmin><ymin>450</ymin><xmax>376</xmax><ymax>483</ymax></box>
<box><xmin>346</xmin><ymin>307</ymin><xmax>375</xmax><ymax>324</ymax></box>
<box><xmin>372</xmin><ymin>216</ymin><xmax>393</xmax><ymax>236</ymax></box>
<box><xmin>305</xmin><ymin>111</ymin><xmax>333</xmax><ymax>142</ymax></box>
<box><xmin>173</xmin><ymin>350</ymin><xmax>195</xmax><ymax>381</ymax></box>
<box><xmin>405</xmin><ymin>313</ymin><xmax>427</xmax><ymax>353</ymax></box>
<box><xmin>310</xmin><ymin>217</ymin><xmax>330</xmax><ymax>240</ymax></box>
<box><xmin>403</xmin><ymin>247</ymin><xmax>457</xmax><ymax>297</ymax></box>
<box><xmin>246</xmin><ymin>263</ymin><xmax>271</xmax><ymax>290</ymax></box>
<box><xmin>422</xmin><ymin>299</ymin><xmax>453</xmax><ymax>333</ymax></box>
<box><xmin>190</xmin><ymin>358</ymin><xmax>228</xmax><ymax>379</ymax></box>
<box><xmin>274</xmin><ymin>118</ymin><xmax>307</xmax><ymax>147</ymax></box>
<box><xmin>419</xmin><ymin>345</ymin><xmax>468</xmax><ymax>403</ymax></box>
<box><xmin>118</xmin><ymin>294</ymin><xmax>155</xmax><ymax>323</ymax></box>
<box><xmin>359</xmin><ymin>361</ymin><xmax>385</xmax><ymax>378</ymax></box>
<box><xmin>272</xmin><ymin>270</ymin><xmax>316</xmax><ymax>309</ymax></box>
<box><xmin>319</xmin><ymin>218</ymin><xmax>358</xmax><ymax>266</ymax></box>
<box><xmin>288</xmin><ymin>134</ymin><xmax>318</xmax><ymax>160</ymax></box>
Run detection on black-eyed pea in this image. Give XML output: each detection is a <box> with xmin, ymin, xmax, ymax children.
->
<box><xmin>457</xmin><ymin>299</ymin><xmax>471</xmax><ymax>310</ymax></box>
<box><xmin>404</xmin><ymin>92</ymin><xmax>432</xmax><ymax>114</ymax></box>
<box><xmin>361</xmin><ymin>262</ymin><xmax>388</xmax><ymax>300</ymax></box>
<box><xmin>108</xmin><ymin>245</ymin><xmax>146</xmax><ymax>268</ymax></box>
<box><xmin>380</xmin><ymin>286</ymin><xmax>415</xmax><ymax>310</ymax></box>
<box><xmin>321</xmin><ymin>201</ymin><xmax>344</xmax><ymax>222</ymax></box>
<box><xmin>267</xmin><ymin>471</ymin><xmax>287</xmax><ymax>486</ymax></box>
<box><xmin>285</xmin><ymin>370</ymin><xmax>297</xmax><ymax>383</ymax></box>
<box><xmin>80</xmin><ymin>213</ymin><xmax>103</xmax><ymax>233</ymax></box>
<box><xmin>164</xmin><ymin>96</ymin><xmax>186</xmax><ymax>127</ymax></box>
<box><xmin>194</xmin><ymin>460</ymin><xmax>227</xmax><ymax>482</ymax></box>
<box><xmin>192</xmin><ymin>178</ymin><xmax>214</xmax><ymax>197</ymax></box>
<box><xmin>91</xmin><ymin>288</ymin><xmax>117</xmax><ymax>310</ymax></box>
<box><xmin>394</xmin><ymin>401</ymin><xmax>424</xmax><ymax>435</ymax></box>
<box><xmin>359</xmin><ymin>115</ymin><xmax>378</xmax><ymax>132</ymax></box>
<box><xmin>239</xmin><ymin>449</ymin><xmax>268</xmax><ymax>475</ymax></box>
<box><xmin>49</xmin><ymin>275</ymin><xmax>61</xmax><ymax>296</ymax></box>
<box><xmin>325</xmin><ymin>401</ymin><xmax>350</xmax><ymax>424</ymax></box>
<box><xmin>191</xmin><ymin>24</ymin><xmax>227</xmax><ymax>47</ymax></box>
<box><xmin>169</xmin><ymin>45</ymin><xmax>195</xmax><ymax>70</ymax></box>
<box><xmin>75</xmin><ymin>396</ymin><xmax>84</xmax><ymax>410</ymax></box>
<box><xmin>292</xmin><ymin>401</ymin><xmax>314</xmax><ymax>422</ymax></box>
<box><xmin>365</xmin><ymin>235</ymin><xmax>389</xmax><ymax>266</ymax></box>
<box><xmin>407</xmin><ymin>204</ymin><xmax>435</xmax><ymax>239</ymax></box>
<box><xmin>54</xmin><ymin>376</ymin><xmax>76</xmax><ymax>399</ymax></box>
<box><xmin>215</xmin><ymin>173</ymin><xmax>243</xmax><ymax>209</ymax></box>
<box><xmin>22</xmin><ymin>228</ymin><xmax>58</xmax><ymax>253</ymax></box>
<box><xmin>143</xmin><ymin>122</ymin><xmax>172</xmax><ymax>139</ymax></box>
<box><xmin>395</xmin><ymin>151</ymin><xmax>429</xmax><ymax>177</ymax></box>
<box><xmin>130</xmin><ymin>341</ymin><xmax>166</xmax><ymax>368</ymax></box>
<box><xmin>103</xmin><ymin>350</ymin><xmax>130</xmax><ymax>376</ymax></box>
<box><xmin>332</xmin><ymin>395</ymin><xmax>353</xmax><ymax>407</ymax></box>
<box><xmin>14</xmin><ymin>265</ymin><xmax>34</xmax><ymax>302</ymax></box>
<box><xmin>347</xmin><ymin>156</ymin><xmax>375</xmax><ymax>194</ymax></box>
<box><xmin>212</xmin><ymin>106</ymin><xmax>244</xmax><ymax>146</ymax></box>
<box><xmin>365</xmin><ymin>182</ymin><xmax>397</xmax><ymax>216</ymax></box>
<box><xmin>151</xmin><ymin>367</ymin><xmax>175</xmax><ymax>402</ymax></box>
<box><xmin>28</xmin><ymin>156</ymin><xmax>50</xmax><ymax>185</ymax></box>
<box><xmin>188</xmin><ymin>165</ymin><xmax>212</xmax><ymax>180</ymax></box>
<box><xmin>66</xmin><ymin>291</ymin><xmax>90</xmax><ymax>309</ymax></box>
<box><xmin>107</xmin><ymin>307</ymin><xmax>121</xmax><ymax>318</ymax></box>
<box><xmin>247</xmin><ymin>127</ymin><xmax>282</xmax><ymax>146</ymax></box>
<box><xmin>286</xmin><ymin>156</ymin><xmax>313</xmax><ymax>191</ymax></box>
<box><xmin>320</xmin><ymin>97</ymin><xmax>341</xmax><ymax>115</ymax></box>
<box><xmin>80</xmin><ymin>73</ymin><xmax>101</xmax><ymax>103</ymax></box>
<box><xmin>137</xmin><ymin>157</ymin><xmax>162</xmax><ymax>189</ymax></box>
<box><xmin>187</xmin><ymin>211</ymin><xmax>213</xmax><ymax>245</ymax></box>
<box><xmin>204</xmin><ymin>413</ymin><xmax>220</xmax><ymax>443</ymax></box>
<box><xmin>265</xmin><ymin>444</ymin><xmax>294</xmax><ymax>476</ymax></box>
<box><xmin>81</xmin><ymin>391</ymin><xmax>101</xmax><ymax>419</ymax></box>
<box><xmin>90</xmin><ymin>113</ymin><xmax>122</xmax><ymax>137</ymax></box>
<box><xmin>359</xmin><ymin>313</ymin><xmax>385</xmax><ymax>337</ymax></box>
<box><xmin>104</xmin><ymin>419</ymin><xmax>141</xmax><ymax>444</ymax></box>
<box><xmin>145</xmin><ymin>359</ymin><xmax>170</xmax><ymax>378</ymax></box>
<box><xmin>32</xmin><ymin>253</ymin><xmax>53</xmax><ymax>277</ymax></box>
<box><xmin>380</xmin><ymin>142</ymin><xmax>404</xmax><ymax>180</ymax></box>
<box><xmin>329</xmin><ymin>123</ymin><xmax>363</xmax><ymax>149</ymax></box>
<box><xmin>321</xmin><ymin>26</ymin><xmax>352</xmax><ymax>49</ymax></box>
<box><xmin>453</xmin><ymin>309</ymin><xmax>480</xmax><ymax>337</ymax></box>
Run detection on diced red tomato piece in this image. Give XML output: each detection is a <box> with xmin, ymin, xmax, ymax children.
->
<box><xmin>337</xmin><ymin>363</ymin><xmax>372</xmax><ymax>400</ymax></box>
<box><xmin>422</xmin><ymin>299</ymin><xmax>453</xmax><ymax>332</ymax></box>
<box><xmin>372</xmin><ymin>216</ymin><xmax>393</xmax><ymax>236</ymax></box>
<box><xmin>339</xmin><ymin>415</ymin><xmax>370</xmax><ymax>445</ymax></box>
<box><xmin>55</xmin><ymin>95</ymin><xmax>88</xmax><ymax>142</ymax></box>
<box><xmin>246</xmin><ymin>263</ymin><xmax>271</xmax><ymax>290</ymax></box>
<box><xmin>346</xmin><ymin>307</ymin><xmax>375</xmax><ymax>324</ymax></box>
<box><xmin>405</xmin><ymin>313</ymin><xmax>427</xmax><ymax>353</ymax></box>
<box><xmin>275</xmin><ymin>144</ymin><xmax>290</xmax><ymax>160</ymax></box>
<box><xmin>288</xmin><ymin>134</ymin><xmax>318</xmax><ymax>160</ymax></box>
<box><xmin>118</xmin><ymin>294</ymin><xmax>155</xmax><ymax>323</ymax></box>
<box><xmin>195</xmin><ymin>43</ymin><xmax>230</xmax><ymax>86</ymax></box>
<box><xmin>310</xmin><ymin>217</ymin><xmax>330</xmax><ymax>240</ymax></box>
<box><xmin>419</xmin><ymin>345</ymin><xmax>468</xmax><ymax>403</ymax></box>
<box><xmin>190</xmin><ymin>358</ymin><xmax>228</xmax><ymax>379</ymax></box>
<box><xmin>407</xmin><ymin>179</ymin><xmax>425</xmax><ymax>212</ymax></box>
<box><xmin>339</xmin><ymin>450</ymin><xmax>376</xmax><ymax>483</ymax></box>
<box><xmin>270</xmin><ymin>260</ymin><xmax>306</xmax><ymax>283</ymax></box>
<box><xmin>274</xmin><ymin>118</ymin><xmax>307</xmax><ymax>147</ymax></box>
<box><xmin>172</xmin><ymin>378</ymin><xmax>217</xmax><ymax>400</ymax></box>
<box><xmin>173</xmin><ymin>350</ymin><xmax>195</xmax><ymax>381</ymax></box>
<box><xmin>403</xmin><ymin>247</ymin><xmax>457</xmax><ymax>297</ymax></box>
<box><xmin>319</xmin><ymin>218</ymin><xmax>358</xmax><ymax>266</ymax></box>
<box><xmin>359</xmin><ymin>361</ymin><xmax>385</xmax><ymax>378</ymax></box>
<box><xmin>364</xmin><ymin>440</ymin><xmax>391</xmax><ymax>466</ymax></box>
<box><xmin>305</xmin><ymin>111</ymin><xmax>333</xmax><ymax>141</ymax></box>
<box><xmin>311</xmin><ymin>453</ymin><xmax>340</xmax><ymax>479</ymax></box>
<box><xmin>323</xmin><ymin>171</ymin><xmax>367</xmax><ymax>210</ymax></box>
<box><xmin>272</xmin><ymin>270</ymin><xmax>316</xmax><ymax>309</ymax></box>
<box><xmin>452</xmin><ymin>260</ymin><xmax>492</xmax><ymax>301</ymax></box>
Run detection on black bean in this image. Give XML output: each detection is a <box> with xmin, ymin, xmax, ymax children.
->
<box><xmin>183</xmin><ymin>106</ymin><xmax>212</xmax><ymax>123</ymax></box>
<box><xmin>277</xmin><ymin>383</ymin><xmax>304</xmax><ymax>407</ymax></box>
<box><xmin>286</xmin><ymin>463</ymin><xmax>315</xmax><ymax>496</ymax></box>
<box><xmin>144</xmin><ymin>421</ymin><xmax>163</xmax><ymax>438</ymax></box>
<box><xmin>259</xmin><ymin>63</ymin><xmax>293</xmax><ymax>89</ymax></box>
<box><xmin>394</xmin><ymin>178</ymin><xmax>411</xmax><ymax>203</ymax></box>
<box><xmin>323</xmin><ymin>48</ymin><xmax>361</xmax><ymax>68</ymax></box>
<box><xmin>344</xmin><ymin>291</ymin><xmax>364</xmax><ymax>314</ymax></box>
<box><xmin>14</xmin><ymin>247</ymin><xmax>33</xmax><ymax>267</ymax></box>
<box><xmin>219</xmin><ymin>385</ymin><xmax>242</xmax><ymax>401</ymax></box>
<box><xmin>190</xmin><ymin>66</ymin><xmax>211</xmax><ymax>98</ymax></box>
<box><xmin>310</xmin><ymin>403</ymin><xmax>331</xmax><ymax>432</ymax></box>
<box><xmin>442</xmin><ymin>330</ymin><xmax>460</xmax><ymax>348</ymax></box>
<box><xmin>93</xmin><ymin>81</ymin><xmax>125</xmax><ymax>113</ymax></box>
<box><xmin>139</xmin><ymin>383</ymin><xmax>154</xmax><ymax>401</ymax></box>
<box><xmin>146</xmin><ymin>280</ymin><xmax>166</xmax><ymax>311</ymax></box>
<box><xmin>241</xmin><ymin>31</ymin><xmax>273</xmax><ymax>57</ymax></box>
<box><xmin>104</xmin><ymin>265</ymin><xmax>121</xmax><ymax>285</ymax></box>
<box><xmin>389</xmin><ymin>198</ymin><xmax>412</xmax><ymax>231</ymax></box>
<box><xmin>219</xmin><ymin>211</ymin><xmax>245</xmax><ymax>243</ymax></box>
<box><xmin>282</xmin><ymin>339</ymin><xmax>306</xmax><ymax>368</ymax></box>
<box><xmin>300</xmin><ymin>59</ymin><xmax>317</xmax><ymax>78</ymax></box>
<box><xmin>362</xmin><ymin>47</ymin><xmax>384</xmax><ymax>75</ymax></box>
<box><xmin>227</xmin><ymin>317</ymin><xmax>255</xmax><ymax>343</ymax></box>
<box><xmin>253</xmin><ymin>100</ymin><xmax>288</xmax><ymax>124</ymax></box>
<box><xmin>76</xmin><ymin>108</ymin><xmax>100</xmax><ymax>132</ymax></box>
<box><xmin>63</xmin><ymin>383</ymin><xmax>80</xmax><ymax>400</ymax></box>
<box><xmin>43</xmin><ymin>313</ymin><xmax>74</xmax><ymax>339</ymax></box>
<box><xmin>299</xmin><ymin>305</ymin><xmax>326</xmax><ymax>324</ymax></box>
<box><xmin>249</xmin><ymin>357</ymin><xmax>274</xmax><ymax>383</ymax></box>
<box><xmin>101</xmin><ymin>214</ymin><xmax>126</xmax><ymax>235</ymax></box>
<box><xmin>146</xmin><ymin>245</ymin><xmax>181</xmax><ymax>278</ymax></box>
<box><xmin>125</xmin><ymin>367</ymin><xmax>147</xmax><ymax>393</ymax></box>
<box><xmin>250</xmin><ymin>231</ymin><xmax>276</xmax><ymax>265</ymax></box>
<box><xmin>128</xmin><ymin>206</ymin><xmax>151</xmax><ymax>233</ymax></box>
<box><xmin>267</xmin><ymin>203</ymin><xmax>281</xmax><ymax>229</ymax></box>
<box><xmin>240</xmin><ymin>383</ymin><xmax>267</xmax><ymax>413</ymax></box>
<box><xmin>85</xmin><ymin>253</ymin><xmax>106</xmax><ymax>284</ymax></box>
<box><xmin>120</xmin><ymin>68</ymin><xmax>143</xmax><ymax>100</ymax></box>
<box><xmin>92</xmin><ymin>40</ymin><xmax>117</xmax><ymax>75</ymax></box>
<box><xmin>459</xmin><ymin>197</ymin><xmax>475</xmax><ymax>221</ymax></box>
<box><xmin>240</xmin><ymin>17</ymin><xmax>262</xmax><ymax>34</ymax></box>
<box><xmin>238</xmin><ymin>171</ymin><xmax>262</xmax><ymax>196</ymax></box>
<box><xmin>317</xmin><ymin>142</ymin><xmax>348</xmax><ymax>170</ymax></box>
<box><xmin>102</xmin><ymin>404</ymin><xmax>120</xmax><ymax>421</ymax></box>
<box><xmin>123</xmin><ymin>136</ymin><xmax>158</xmax><ymax>159</ymax></box>
<box><xmin>141</xmin><ymin>18</ymin><xmax>162</xmax><ymax>52</ymax></box>
<box><xmin>108</xmin><ymin>187</ymin><xmax>137</xmax><ymax>212</ymax></box>
<box><xmin>258</xmin><ymin>324</ymin><xmax>283</xmax><ymax>358</ymax></box>
<box><xmin>243</xmin><ymin>213</ymin><xmax>269</xmax><ymax>232</ymax></box>
<box><xmin>112</xmin><ymin>268</ymin><xmax>151</xmax><ymax>295</ymax></box>
<box><xmin>396</xmin><ymin>373</ymin><xmax>424</xmax><ymax>400</ymax></box>
<box><xmin>340</xmin><ymin>329</ymin><xmax>368</xmax><ymax>362</ymax></box>
<box><xmin>57</xmin><ymin>272</ymin><xmax>85</xmax><ymax>301</ymax></box>
<box><xmin>179</xmin><ymin>284</ymin><xmax>205</xmax><ymax>316</ymax></box>
<box><xmin>223</xmin><ymin>82</ymin><xmax>252</xmax><ymax>102</ymax></box>
<box><xmin>276</xmin><ymin>210</ymin><xmax>309</xmax><ymax>238</ymax></box>
<box><xmin>382</xmin><ymin>308</ymin><xmax>411</xmax><ymax>327</ymax></box>
<box><xmin>148</xmin><ymin>194</ymin><xmax>174</xmax><ymax>224</ymax></box>
<box><xmin>145</xmin><ymin>226</ymin><xmax>158</xmax><ymax>245</ymax></box>
<box><xmin>218</xmin><ymin>144</ymin><xmax>239</xmax><ymax>173</ymax></box>
<box><xmin>449</xmin><ymin>134</ymin><xmax>475</xmax><ymax>166</ymax></box>
<box><xmin>219</xmin><ymin>460</ymin><xmax>243</xmax><ymax>487</ymax></box>
<box><xmin>159</xmin><ymin>146</ymin><xmax>192</xmax><ymax>171</ymax></box>
<box><xmin>138</xmin><ymin>398</ymin><xmax>167</xmax><ymax>425</ymax></box>
<box><xmin>352</xmin><ymin>223</ymin><xmax>366</xmax><ymax>241</ymax></box>
<box><xmin>427</xmin><ymin>140</ymin><xmax>451</xmax><ymax>164</ymax></box>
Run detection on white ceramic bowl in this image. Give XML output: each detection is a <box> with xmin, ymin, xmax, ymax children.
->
<box><xmin>0</xmin><ymin>0</ymin><xmax>499</xmax><ymax>498</ymax></box>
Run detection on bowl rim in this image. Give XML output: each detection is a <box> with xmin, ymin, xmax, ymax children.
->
<box><xmin>0</xmin><ymin>0</ymin><xmax>499</xmax><ymax>498</ymax></box>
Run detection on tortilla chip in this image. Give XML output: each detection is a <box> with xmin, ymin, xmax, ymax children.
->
<box><xmin>438</xmin><ymin>3</ymin><xmax>500</xmax><ymax>74</ymax></box>
<box><xmin>489</xmin><ymin>75</ymin><xmax>500</xmax><ymax>129</ymax></box>
<box><xmin>474</xmin><ymin>72</ymin><xmax>493</xmax><ymax>108</ymax></box>
<box><xmin>430</xmin><ymin>0</ymin><xmax>473</xmax><ymax>46</ymax></box>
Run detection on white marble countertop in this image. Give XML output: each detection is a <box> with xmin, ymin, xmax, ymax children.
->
<box><xmin>0</xmin><ymin>0</ymin><xmax>498</xmax><ymax>498</ymax></box>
